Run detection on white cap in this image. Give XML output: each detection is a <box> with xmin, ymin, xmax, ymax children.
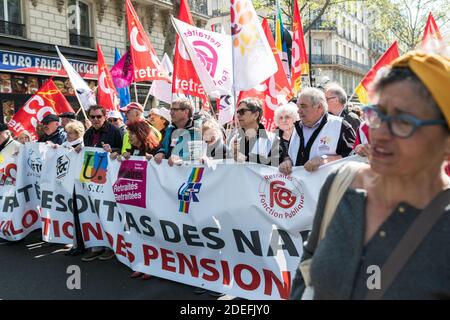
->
<box><xmin>150</xmin><ymin>107</ymin><xmax>171</xmax><ymax>123</ymax></box>
<box><xmin>107</xmin><ymin>110</ymin><xmax>122</xmax><ymax>119</ymax></box>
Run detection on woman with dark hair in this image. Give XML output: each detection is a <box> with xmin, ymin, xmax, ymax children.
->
<box><xmin>291</xmin><ymin>51</ymin><xmax>450</xmax><ymax>300</ymax></box>
<box><xmin>123</xmin><ymin>120</ymin><xmax>161</xmax><ymax>159</ymax></box>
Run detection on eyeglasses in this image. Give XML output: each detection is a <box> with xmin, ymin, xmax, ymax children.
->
<box><xmin>363</xmin><ymin>105</ymin><xmax>447</xmax><ymax>138</ymax></box>
<box><xmin>89</xmin><ymin>115</ymin><xmax>103</xmax><ymax>120</ymax></box>
<box><xmin>171</xmin><ymin>107</ymin><xmax>186</xmax><ymax>112</ymax></box>
<box><xmin>108</xmin><ymin>118</ymin><xmax>119</xmax><ymax>122</ymax></box>
<box><xmin>326</xmin><ymin>96</ymin><xmax>338</xmax><ymax>101</ymax></box>
<box><xmin>236</xmin><ymin>108</ymin><xmax>252</xmax><ymax>116</ymax></box>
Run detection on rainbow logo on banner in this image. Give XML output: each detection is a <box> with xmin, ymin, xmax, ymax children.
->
<box><xmin>178</xmin><ymin>167</ymin><xmax>205</xmax><ymax>214</ymax></box>
<box><xmin>80</xmin><ymin>151</ymin><xmax>108</xmax><ymax>184</ymax></box>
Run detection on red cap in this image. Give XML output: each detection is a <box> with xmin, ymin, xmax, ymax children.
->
<box><xmin>121</xmin><ymin>102</ymin><xmax>144</xmax><ymax>112</ymax></box>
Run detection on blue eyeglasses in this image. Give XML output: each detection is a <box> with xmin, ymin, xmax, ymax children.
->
<box><xmin>363</xmin><ymin>105</ymin><xmax>447</xmax><ymax>138</ymax></box>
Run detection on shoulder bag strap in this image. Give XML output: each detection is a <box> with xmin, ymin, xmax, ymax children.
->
<box><xmin>365</xmin><ymin>189</ymin><xmax>450</xmax><ymax>300</ymax></box>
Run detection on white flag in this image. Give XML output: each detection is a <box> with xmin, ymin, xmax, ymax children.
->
<box><xmin>56</xmin><ymin>46</ymin><xmax>97</xmax><ymax>110</ymax></box>
<box><xmin>149</xmin><ymin>54</ymin><xmax>175</xmax><ymax>104</ymax></box>
<box><xmin>172</xmin><ymin>17</ymin><xmax>233</xmax><ymax>98</ymax></box>
<box><xmin>230</xmin><ymin>0</ymin><xmax>277</xmax><ymax>91</ymax></box>
<box><xmin>218</xmin><ymin>94</ymin><xmax>235</xmax><ymax>126</ymax></box>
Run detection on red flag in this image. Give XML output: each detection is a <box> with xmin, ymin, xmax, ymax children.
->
<box><xmin>7</xmin><ymin>79</ymin><xmax>74</xmax><ymax>140</ymax></box>
<box><xmin>291</xmin><ymin>0</ymin><xmax>309</xmax><ymax>94</ymax></box>
<box><xmin>172</xmin><ymin>0</ymin><xmax>210</xmax><ymax>111</ymax></box>
<box><xmin>355</xmin><ymin>41</ymin><xmax>400</xmax><ymax>104</ymax></box>
<box><xmin>125</xmin><ymin>0</ymin><xmax>169</xmax><ymax>82</ymax></box>
<box><xmin>97</xmin><ymin>44</ymin><xmax>119</xmax><ymax>111</ymax></box>
<box><xmin>238</xmin><ymin>19</ymin><xmax>293</xmax><ymax>132</ymax></box>
<box><xmin>421</xmin><ymin>12</ymin><xmax>443</xmax><ymax>50</ymax></box>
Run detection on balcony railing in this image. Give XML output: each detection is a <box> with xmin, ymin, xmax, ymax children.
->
<box><xmin>0</xmin><ymin>20</ymin><xmax>25</xmax><ymax>37</ymax></box>
<box><xmin>311</xmin><ymin>54</ymin><xmax>370</xmax><ymax>74</ymax></box>
<box><xmin>188</xmin><ymin>0</ymin><xmax>208</xmax><ymax>16</ymax></box>
<box><xmin>310</xmin><ymin>20</ymin><xmax>337</xmax><ymax>31</ymax></box>
<box><xmin>69</xmin><ymin>33</ymin><xmax>94</xmax><ymax>49</ymax></box>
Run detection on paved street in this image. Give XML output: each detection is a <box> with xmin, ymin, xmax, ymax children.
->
<box><xmin>0</xmin><ymin>231</ymin><xmax>218</xmax><ymax>300</ymax></box>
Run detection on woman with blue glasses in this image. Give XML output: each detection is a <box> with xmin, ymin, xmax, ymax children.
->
<box><xmin>291</xmin><ymin>51</ymin><xmax>450</xmax><ymax>300</ymax></box>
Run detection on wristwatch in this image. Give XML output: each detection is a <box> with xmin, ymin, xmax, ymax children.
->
<box><xmin>321</xmin><ymin>154</ymin><xmax>328</xmax><ymax>164</ymax></box>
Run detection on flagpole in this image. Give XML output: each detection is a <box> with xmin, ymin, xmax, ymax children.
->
<box><xmin>133</xmin><ymin>83</ymin><xmax>138</xmax><ymax>102</ymax></box>
<box><xmin>142</xmin><ymin>87</ymin><xmax>152</xmax><ymax>110</ymax></box>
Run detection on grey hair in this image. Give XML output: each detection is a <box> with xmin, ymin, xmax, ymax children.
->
<box><xmin>325</xmin><ymin>82</ymin><xmax>347</xmax><ymax>105</ymax></box>
<box><xmin>274</xmin><ymin>102</ymin><xmax>300</xmax><ymax>127</ymax></box>
<box><xmin>298</xmin><ymin>87</ymin><xmax>328</xmax><ymax>113</ymax></box>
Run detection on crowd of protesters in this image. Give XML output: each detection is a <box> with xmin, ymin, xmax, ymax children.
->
<box><xmin>0</xmin><ymin>49</ymin><xmax>448</xmax><ymax>299</ymax></box>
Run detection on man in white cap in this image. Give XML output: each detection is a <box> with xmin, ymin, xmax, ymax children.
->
<box><xmin>148</xmin><ymin>107</ymin><xmax>171</xmax><ymax>141</ymax></box>
<box><xmin>107</xmin><ymin>110</ymin><xmax>126</xmax><ymax>138</ymax></box>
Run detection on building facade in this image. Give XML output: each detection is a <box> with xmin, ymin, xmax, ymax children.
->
<box><xmin>0</xmin><ymin>0</ymin><xmax>210</xmax><ymax>122</ymax></box>
<box><xmin>306</xmin><ymin>2</ymin><xmax>370</xmax><ymax>98</ymax></box>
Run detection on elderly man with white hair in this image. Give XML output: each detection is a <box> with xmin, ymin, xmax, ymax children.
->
<box><xmin>279</xmin><ymin>87</ymin><xmax>356</xmax><ymax>174</ymax></box>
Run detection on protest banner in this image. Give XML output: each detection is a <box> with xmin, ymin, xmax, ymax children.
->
<box><xmin>1</xmin><ymin>143</ymin><xmax>365</xmax><ymax>299</ymax></box>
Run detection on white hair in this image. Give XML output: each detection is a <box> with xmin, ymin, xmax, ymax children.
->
<box><xmin>274</xmin><ymin>102</ymin><xmax>300</xmax><ymax>127</ymax></box>
<box><xmin>298</xmin><ymin>87</ymin><xmax>328</xmax><ymax>113</ymax></box>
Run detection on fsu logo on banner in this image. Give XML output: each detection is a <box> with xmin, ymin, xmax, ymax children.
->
<box><xmin>80</xmin><ymin>151</ymin><xmax>108</xmax><ymax>185</ymax></box>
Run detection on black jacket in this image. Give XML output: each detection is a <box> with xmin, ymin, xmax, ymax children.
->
<box><xmin>83</xmin><ymin>121</ymin><xmax>123</xmax><ymax>153</ymax></box>
<box><xmin>340</xmin><ymin>106</ymin><xmax>362</xmax><ymax>132</ymax></box>
<box><xmin>38</xmin><ymin>126</ymin><xmax>67</xmax><ymax>145</ymax></box>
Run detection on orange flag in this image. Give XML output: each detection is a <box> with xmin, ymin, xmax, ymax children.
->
<box><xmin>125</xmin><ymin>0</ymin><xmax>169</xmax><ymax>82</ymax></box>
<box><xmin>97</xmin><ymin>44</ymin><xmax>119</xmax><ymax>111</ymax></box>
<box><xmin>291</xmin><ymin>0</ymin><xmax>309</xmax><ymax>94</ymax></box>
<box><xmin>355</xmin><ymin>41</ymin><xmax>400</xmax><ymax>104</ymax></box>
<box><xmin>172</xmin><ymin>0</ymin><xmax>210</xmax><ymax>111</ymax></box>
<box><xmin>421</xmin><ymin>12</ymin><xmax>443</xmax><ymax>50</ymax></box>
<box><xmin>8</xmin><ymin>79</ymin><xmax>74</xmax><ymax>140</ymax></box>
<box><xmin>238</xmin><ymin>19</ymin><xmax>293</xmax><ymax>132</ymax></box>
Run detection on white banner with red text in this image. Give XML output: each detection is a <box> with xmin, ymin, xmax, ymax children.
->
<box><xmin>0</xmin><ymin>144</ymin><xmax>365</xmax><ymax>299</ymax></box>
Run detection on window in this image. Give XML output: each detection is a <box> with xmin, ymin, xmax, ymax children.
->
<box><xmin>313</xmin><ymin>39</ymin><xmax>323</xmax><ymax>56</ymax></box>
<box><xmin>68</xmin><ymin>0</ymin><xmax>93</xmax><ymax>48</ymax></box>
<box><xmin>0</xmin><ymin>0</ymin><xmax>24</xmax><ymax>37</ymax></box>
<box><xmin>343</xmin><ymin>45</ymin><xmax>347</xmax><ymax>58</ymax></box>
<box><xmin>335</xmin><ymin>42</ymin><xmax>339</xmax><ymax>55</ymax></box>
<box><xmin>362</xmin><ymin>53</ymin><xmax>365</xmax><ymax>65</ymax></box>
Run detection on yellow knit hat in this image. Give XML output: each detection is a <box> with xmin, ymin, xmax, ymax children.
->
<box><xmin>391</xmin><ymin>51</ymin><xmax>450</xmax><ymax>129</ymax></box>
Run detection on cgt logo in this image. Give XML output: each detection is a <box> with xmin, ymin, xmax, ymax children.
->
<box><xmin>0</xmin><ymin>163</ymin><xmax>17</xmax><ymax>186</ymax></box>
<box><xmin>178</xmin><ymin>168</ymin><xmax>204</xmax><ymax>214</ymax></box>
<box><xmin>79</xmin><ymin>151</ymin><xmax>108</xmax><ymax>184</ymax></box>
<box><xmin>258</xmin><ymin>174</ymin><xmax>305</xmax><ymax>220</ymax></box>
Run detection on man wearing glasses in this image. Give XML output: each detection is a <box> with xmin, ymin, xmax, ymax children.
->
<box><xmin>83</xmin><ymin>105</ymin><xmax>123</xmax><ymax>154</ymax></box>
<box><xmin>324</xmin><ymin>83</ymin><xmax>362</xmax><ymax>132</ymax></box>
<box><xmin>154</xmin><ymin>98</ymin><xmax>197</xmax><ymax>166</ymax></box>
<box><xmin>107</xmin><ymin>110</ymin><xmax>126</xmax><ymax>138</ymax></box>
<box><xmin>279</xmin><ymin>87</ymin><xmax>355</xmax><ymax>174</ymax></box>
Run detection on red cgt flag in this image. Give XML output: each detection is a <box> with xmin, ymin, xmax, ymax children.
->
<box><xmin>97</xmin><ymin>44</ymin><xmax>119</xmax><ymax>111</ymax></box>
<box><xmin>291</xmin><ymin>0</ymin><xmax>309</xmax><ymax>94</ymax></box>
<box><xmin>125</xmin><ymin>0</ymin><xmax>170</xmax><ymax>82</ymax></box>
<box><xmin>238</xmin><ymin>19</ymin><xmax>293</xmax><ymax>132</ymax></box>
<box><xmin>172</xmin><ymin>0</ymin><xmax>211</xmax><ymax>111</ymax></box>
<box><xmin>8</xmin><ymin>79</ymin><xmax>74</xmax><ymax>140</ymax></box>
<box><xmin>421</xmin><ymin>12</ymin><xmax>443</xmax><ymax>50</ymax></box>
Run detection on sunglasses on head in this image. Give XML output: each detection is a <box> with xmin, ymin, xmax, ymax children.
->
<box><xmin>89</xmin><ymin>115</ymin><xmax>103</xmax><ymax>120</ymax></box>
